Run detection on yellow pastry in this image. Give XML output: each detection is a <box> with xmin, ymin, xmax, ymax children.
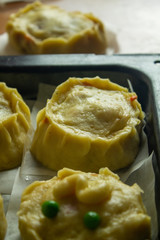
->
<box><xmin>17</xmin><ymin>167</ymin><xmax>151</xmax><ymax>240</ymax></box>
<box><xmin>0</xmin><ymin>82</ymin><xmax>30</xmax><ymax>171</ymax></box>
<box><xmin>0</xmin><ymin>195</ymin><xmax>7</xmax><ymax>240</ymax></box>
<box><xmin>6</xmin><ymin>1</ymin><xmax>107</xmax><ymax>54</ymax></box>
<box><xmin>31</xmin><ymin>77</ymin><xmax>144</xmax><ymax>172</ymax></box>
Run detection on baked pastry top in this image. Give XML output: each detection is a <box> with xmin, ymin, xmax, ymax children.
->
<box><xmin>31</xmin><ymin>77</ymin><xmax>144</xmax><ymax>172</ymax></box>
<box><xmin>0</xmin><ymin>195</ymin><xmax>7</xmax><ymax>240</ymax></box>
<box><xmin>6</xmin><ymin>1</ymin><xmax>107</xmax><ymax>54</ymax></box>
<box><xmin>17</xmin><ymin>167</ymin><xmax>151</xmax><ymax>240</ymax></box>
<box><xmin>0</xmin><ymin>82</ymin><xmax>30</xmax><ymax>171</ymax></box>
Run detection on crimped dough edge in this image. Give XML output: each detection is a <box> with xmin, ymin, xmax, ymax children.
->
<box><xmin>30</xmin><ymin>77</ymin><xmax>144</xmax><ymax>172</ymax></box>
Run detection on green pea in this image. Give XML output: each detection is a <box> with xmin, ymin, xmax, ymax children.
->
<box><xmin>83</xmin><ymin>211</ymin><xmax>100</xmax><ymax>230</ymax></box>
<box><xmin>41</xmin><ymin>200</ymin><xmax>59</xmax><ymax>218</ymax></box>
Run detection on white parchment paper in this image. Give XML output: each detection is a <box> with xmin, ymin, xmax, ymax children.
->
<box><xmin>5</xmin><ymin>83</ymin><xmax>158</xmax><ymax>240</ymax></box>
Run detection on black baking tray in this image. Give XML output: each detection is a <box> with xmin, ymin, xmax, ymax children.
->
<box><xmin>0</xmin><ymin>54</ymin><xmax>160</xmax><ymax>239</ymax></box>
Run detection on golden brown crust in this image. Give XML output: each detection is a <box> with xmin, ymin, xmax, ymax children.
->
<box><xmin>6</xmin><ymin>1</ymin><xmax>107</xmax><ymax>54</ymax></box>
<box><xmin>0</xmin><ymin>82</ymin><xmax>31</xmax><ymax>171</ymax></box>
<box><xmin>31</xmin><ymin>77</ymin><xmax>144</xmax><ymax>172</ymax></box>
<box><xmin>0</xmin><ymin>195</ymin><xmax>7</xmax><ymax>240</ymax></box>
<box><xmin>18</xmin><ymin>168</ymin><xmax>151</xmax><ymax>240</ymax></box>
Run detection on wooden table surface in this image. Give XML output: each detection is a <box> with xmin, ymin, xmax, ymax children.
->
<box><xmin>0</xmin><ymin>2</ymin><xmax>26</xmax><ymax>34</ymax></box>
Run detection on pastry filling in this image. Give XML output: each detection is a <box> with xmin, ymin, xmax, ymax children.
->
<box><xmin>17</xmin><ymin>7</ymin><xmax>94</xmax><ymax>40</ymax></box>
<box><xmin>49</xmin><ymin>85</ymin><xmax>139</xmax><ymax>138</ymax></box>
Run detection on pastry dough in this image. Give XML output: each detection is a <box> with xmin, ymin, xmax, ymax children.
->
<box><xmin>0</xmin><ymin>82</ymin><xmax>30</xmax><ymax>171</ymax></box>
<box><xmin>6</xmin><ymin>1</ymin><xmax>107</xmax><ymax>54</ymax></box>
<box><xmin>0</xmin><ymin>195</ymin><xmax>7</xmax><ymax>240</ymax></box>
<box><xmin>31</xmin><ymin>77</ymin><xmax>144</xmax><ymax>172</ymax></box>
<box><xmin>17</xmin><ymin>167</ymin><xmax>151</xmax><ymax>240</ymax></box>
